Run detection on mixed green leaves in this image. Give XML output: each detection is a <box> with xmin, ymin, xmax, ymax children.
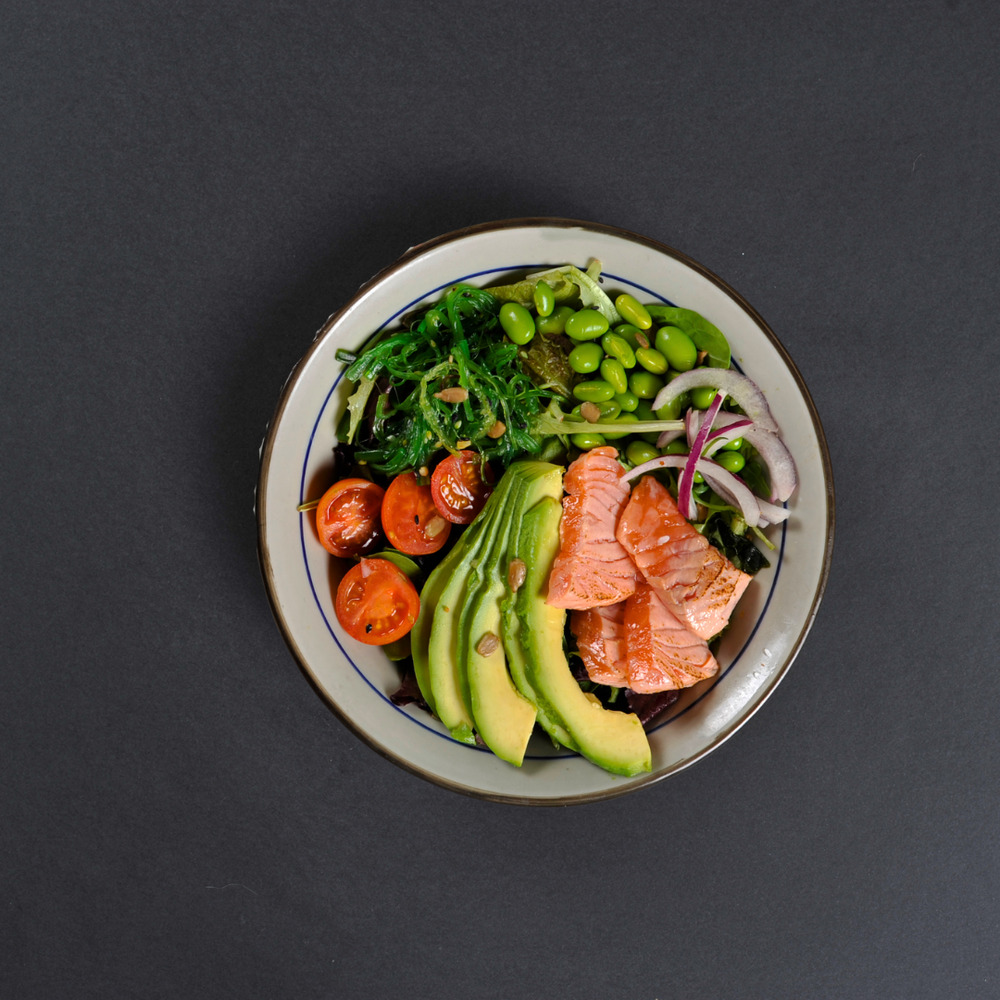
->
<box><xmin>486</xmin><ymin>261</ymin><xmax>622</xmax><ymax>325</ymax></box>
<box><xmin>338</xmin><ymin>284</ymin><xmax>563</xmax><ymax>477</ymax></box>
<box><xmin>700</xmin><ymin>513</ymin><xmax>770</xmax><ymax>574</ymax></box>
<box><xmin>334</xmin><ymin>264</ymin><xmax>774</xmax><ymax>575</ymax></box>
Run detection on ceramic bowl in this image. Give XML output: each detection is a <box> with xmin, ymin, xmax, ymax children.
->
<box><xmin>256</xmin><ymin>219</ymin><xmax>834</xmax><ymax>804</ymax></box>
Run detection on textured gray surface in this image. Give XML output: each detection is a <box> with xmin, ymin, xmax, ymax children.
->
<box><xmin>3</xmin><ymin>2</ymin><xmax>998</xmax><ymax>997</ymax></box>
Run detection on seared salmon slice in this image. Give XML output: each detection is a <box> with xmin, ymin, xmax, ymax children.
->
<box><xmin>616</xmin><ymin>475</ymin><xmax>751</xmax><ymax>640</ymax></box>
<box><xmin>570</xmin><ymin>602</ymin><xmax>628</xmax><ymax>687</ymax></box>
<box><xmin>623</xmin><ymin>583</ymin><xmax>719</xmax><ymax>692</ymax></box>
<box><xmin>547</xmin><ymin>447</ymin><xmax>638</xmax><ymax>609</ymax></box>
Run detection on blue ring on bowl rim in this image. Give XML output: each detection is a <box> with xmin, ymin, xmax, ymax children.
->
<box><xmin>297</xmin><ymin>264</ymin><xmax>787</xmax><ymax>758</ymax></box>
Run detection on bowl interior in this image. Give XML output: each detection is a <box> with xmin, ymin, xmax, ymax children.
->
<box><xmin>257</xmin><ymin>220</ymin><xmax>834</xmax><ymax>804</ymax></box>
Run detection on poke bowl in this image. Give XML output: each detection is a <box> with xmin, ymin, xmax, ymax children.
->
<box><xmin>256</xmin><ymin>218</ymin><xmax>834</xmax><ymax>805</ymax></box>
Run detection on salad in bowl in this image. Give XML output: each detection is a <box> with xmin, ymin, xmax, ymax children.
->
<box><xmin>256</xmin><ymin>220</ymin><xmax>833</xmax><ymax>804</ymax></box>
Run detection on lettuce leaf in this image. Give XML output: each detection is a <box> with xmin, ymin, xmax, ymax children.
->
<box><xmin>343</xmin><ymin>374</ymin><xmax>377</xmax><ymax>444</ymax></box>
<box><xmin>528</xmin><ymin>261</ymin><xmax>622</xmax><ymax>325</ymax></box>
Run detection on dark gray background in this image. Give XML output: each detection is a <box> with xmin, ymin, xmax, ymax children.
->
<box><xmin>4</xmin><ymin>1</ymin><xmax>997</xmax><ymax>997</ymax></box>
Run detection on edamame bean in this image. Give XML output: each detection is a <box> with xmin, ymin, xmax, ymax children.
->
<box><xmin>692</xmin><ymin>471</ymin><xmax>705</xmax><ymax>484</ymax></box>
<box><xmin>715</xmin><ymin>450</ymin><xmax>746</xmax><ymax>473</ymax></box>
<box><xmin>536</xmin><ymin>305</ymin><xmax>575</xmax><ymax>335</ymax></box>
<box><xmin>614</xmin><ymin>389</ymin><xmax>639</xmax><ymax>412</ymax></box>
<box><xmin>628</xmin><ymin>370</ymin><xmax>665</xmax><ymax>399</ymax></box>
<box><xmin>655</xmin><ymin>393</ymin><xmax>688</xmax><ymax>420</ymax></box>
<box><xmin>533</xmin><ymin>280</ymin><xmax>555</xmax><ymax>318</ymax></box>
<box><xmin>612</xmin><ymin>323</ymin><xmax>641</xmax><ymax>348</ymax></box>
<box><xmin>625</xmin><ymin>441</ymin><xmax>660</xmax><ymax>466</ymax></box>
<box><xmin>601</xmin><ymin>332</ymin><xmax>636</xmax><ymax>368</ymax></box>
<box><xmin>614</xmin><ymin>293</ymin><xmax>652</xmax><ymax>329</ymax></box>
<box><xmin>571</xmin><ymin>432</ymin><xmax>606</xmax><ymax>450</ymax></box>
<box><xmin>573</xmin><ymin>379</ymin><xmax>616</xmax><ymax>403</ymax></box>
<box><xmin>635</xmin><ymin>347</ymin><xmax>669</xmax><ymax>374</ymax></box>
<box><xmin>498</xmin><ymin>302</ymin><xmax>535</xmax><ymax>345</ymax></box>
<box><xmin>600</xmin><ymin>358</ymin><xmax>628</xmax><ymax>394</ymax></box>
<box><xmin>691</xmin><ymin>386</ymin><xmax>721</xmax><ymax>409</ymax></box>
<box><xmin>568</xmin><ymin>342</ymin><xmax>603</xmax><ymax>374</ymax></box>
<box><xmin>721</xmin><ymin>436</ymin><xmax>743</xmax><ymax>451</ymax></box>
<box><xmin>564</xmin><ymin>309</ymin><xmax>610</xmax><ymax>341</ymax></box>
<box><xmin>655</xmin><ymin>326</ymin><xmax>698</xmax><ymax>372</ymax></box>
<box><xmin>662</xmin><ymin>439</ymin><xmax>688</xmax><ymax>455</ymax></box>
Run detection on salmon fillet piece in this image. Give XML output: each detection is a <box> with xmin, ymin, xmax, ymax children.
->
<box><xmin>616</xmin><ymin>475</ymin><xmax>751</xmax><ymax>641</ymax></box>
<box><xmin>623</xmin><ymin>583</ymin><xmax>719</xmax><ymax>692</ymax></box>
<box><xmin>571</xmin><ymin>602</ymin><xmax>628</xmax><ymax>687</ymax></box>
<box><xmin>547</xmin><ymin>447</ymin><xmax>638</xmax><ymax>609</ymax></box>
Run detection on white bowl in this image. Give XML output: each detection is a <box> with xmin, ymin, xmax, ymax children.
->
<box><xmin>256</xmin><ymin>219</ymin><xmax>835</xmax><ymax>805</ymax></box>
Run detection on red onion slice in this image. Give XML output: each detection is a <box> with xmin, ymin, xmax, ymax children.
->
<box><xmin>675</xmin><ymin>409</ymin><xmax>797</xmax><ymax>502</ymax></box>
<box><xmin>756</xmin><ymin>498</ymin><xmax>791</xmax><ymax>525</ymax></box>
<box><xmin>684</xmin><ymin>406</ymin><xmax>700</xmax><ymax>449</ymax></box>
<box><xmin>622</xmin><ymin>454</ymin><xmax>689</xmax><ymax>482</ymax></box>
<box><xmin>698</xmin><ymin>466</ymin><xmax>764</xmax><ymax>529</ymax></box>
<box><xmin>652</xmin><ymin>369</ymin><xmax>780</xmax><ymax>435</ymax></box>
<box><xmin>655</xmin><ymin>428</ymin><xmax>685</xmax><ymax>449</ymax></box>
<box><xmin>677</xmin><ymin>392</ymin><xmax>725</xmax><ymax>520</ymax></box>
<box><xmin>703</xmin><ymin>418</ymin><xmax>753</xmax><ymax>457</ymax></box>
<box><xmin>741</xmin><ymin>427</ymin><xmax>798</xmax><ymax>503</ymax></box>
<box><xmin>660</xmin><ymin>411</ymin><xmax>750</xmax><ymax>450</ymax></box>
<box><xmin>622</xmin><ymin>454</ymin><xmax>791</xmax><ymax>529</ymax></box>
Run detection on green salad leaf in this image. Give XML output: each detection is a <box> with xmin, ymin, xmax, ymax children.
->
<box><xmin>344</xmin><ymin>374</ymin><xmax>377</xmax><ymax>444</ymax></box>
<box><xmin>485</xmin><ymin>260</ymin><xmax>622</xmax><ymax>326</ymax></box>
<box><xmin>646</xmin><ymin>305</ymin><xmax>731</xmax><ymax>368</ymax></box>
<box><xmin>483</xmin><ymin>273</ymin><xmax>578</xmax><ymax>309</ymax></box>
<box><xmin>699</xmin><ymin>513</ymin><xmax>770</xmax><ymax>574</ymax></box>
<box><xmin>519</xmin><ymin>333</ymin><xmax>575</xmax><ymax>397</ymax></box>
<box><xmin>529</xmin><ymin>261</ymin><xmax>622</xmax><ymax>325</ymax></box>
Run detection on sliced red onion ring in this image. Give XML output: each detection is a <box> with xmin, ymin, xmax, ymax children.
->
<box><xmin>742</xmin><ymin>426</ymin><xmax>798</xmax><ymax>503</ymax></box>
<box><xmin>652</xmin><ymin>369</ymin><xmax>780</xmax><ymax>435</ymax></box>
<box><xmin>698</xmin><ymin>467</ymin><xmax>765</xmax><ymax>528</ymax></box>
<box><xmin>756</xmin><ymin>498</ymin><xmax>791</xmax><ymax>524</ymax></box>
<box><xmin>622</xmin><ymin>454</ymin><xmax>790</xmax><ymax>529</ymax></box>
<box><xmin>656</xmin><ymin>412</ymin><xmax>751</xmax><ymax>450</ymax></box>
<box><xmin>656</xmin><ymin>428</ymin><xmax>685</xmax><ymax>449</ymax></box>
<box><xmin>703</xmin><ymin>418</ymin><xmax>753</xmax><ymax>457</ymax></box>
<box><xmin>675</xmin><ymin>410</ymin><xmax>797</xmax><ymax>502</ymax></box>
<box><xmin>684</xmin><ymin>407</ymin><xmax>700</xmax><ymax>449</ymax></box>
<box><xmin>677</xmin><ymin>392</ymin><xmax>725</xmax><ymax>520</ymax></box>
<box><xmin>622</xmin><ymin>454</ymin><xmax>691</xmax><ymax>482</ymax></box>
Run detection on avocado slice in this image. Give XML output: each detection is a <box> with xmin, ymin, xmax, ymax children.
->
<box><xmin>511</xmin><ymin>496</ymin><xmax>652</xmax><ymax>777</ymax></box>
<box><xmin>411</xmin><ymin>519</ymin><xmax>489</xmax><ymax>716</ymax></box>
<box><xmin>422</xmin><ymin>471</ymin><xmax>514</xmax><ymax>743</ymax></box>
<box><xmin>458</xmin><ymin>462</ymin><xmax>563</xmax><ymax>766</ymax></box>
<box><xmin>497</xmin><ymin>470</ymin><xmax>579</xmax><ymax>753</ymax></box>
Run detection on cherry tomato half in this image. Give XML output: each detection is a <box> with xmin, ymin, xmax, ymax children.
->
<box><xmin>430</xmin><ymin>450</ymin><xmax>495</xmax><ymax>524</ymax></box>
<box><xmin>381</xmin><ymin>471</ymin><xmax>451</xmax><ymax>555</ymax></box>
<box><xmin>315</xmin><ymin>478</ymin><xmax>385</xmax><ymax>557</ymax></box>
<box><xmin>335</xmin><ymin>557</ymin><xmax>419</xmax><ymax>645</ymax></box>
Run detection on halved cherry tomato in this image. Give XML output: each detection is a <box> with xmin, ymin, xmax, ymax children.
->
<box><xmin>315</xmin><ymin>478</ymin><xmax>384</xmax><ymax>557</ymax></box>
<box><xmin>335</xmin><ymin>557</ymin><xmax>419</xmax><ymax>645</ymax></box>
<box><xmin>430</xmin><ymin>450</ymin><xmax>495</xmax><ymax>524</ymax></box>
<box><xmin>381</xmin><ymin>471</ymin><xmax>451</xmax><ymax>555</ymax></box>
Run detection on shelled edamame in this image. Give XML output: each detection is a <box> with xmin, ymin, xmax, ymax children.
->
<box><xmin>493</xmin><ymin>283</ymin><xmax>755</xmax><ymax>482</ymax></box>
